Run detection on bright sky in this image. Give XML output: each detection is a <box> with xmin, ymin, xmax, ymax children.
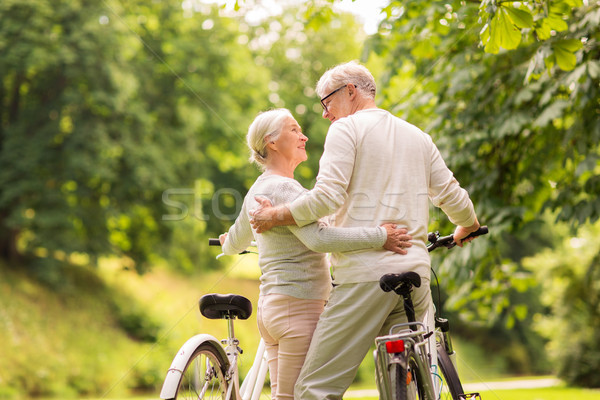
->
<box><xmin>199</xmin><ymin>0</ymin><xmax>388</xmax><ymax>34</ymax></box>
<box><xmin>333</xmin><ymin>0</ymin><xmax>388</xmax><ymax>34</ymax></box>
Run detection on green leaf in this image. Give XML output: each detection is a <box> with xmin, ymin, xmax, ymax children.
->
<box><xmin>481</xmin><ymin>22</ymin><xmax>500</xmax><ymax>53</ymax></box>
<box><xmin>547</xmin><ymin>13</ymin><xmax>569</xmax><ymax>32</ymax></box>
<box><xmin>588</xmin><ymin>60</ymin><xmax>600</xmax><ymax>79</ymax></box>
<box><xmin>554</xmin><ymin>46</ymin><xmax>577</xmax><ymax>70</ymax></box>
<box><xmin>504</xmin><ymin>6</ymin><xmax>534</xmax><ymax>29</ymax></box>
<box><xmin>533</xmin><ymin>100</ymin><xmax>569</xmax><ymax>128</ymax></box>
<box><xmin>490</xmin><ymin>8</ymin><xmax>522</xmax><ymax>51</ymax></box>
<box><xmin>556</xmin><ymin>38</ymin><xmax>583</xmax><ymax>52</ymax></box>
<box><xmin>544</xmin><ymin>54</ymin><xmax>555</xmax><ymax>72</ymax></box>
<box><xmin>514</xmin><ymin>304</ymin><xmax>528</xmax><ymax>320</ymax></box>
<box><xmin>553</xmin><ymin>40</ymin><xmax>581</xmax><ymax>71</ymax></box>
<box><xmin>535</xmin><ymin>18</ymin><xmax>552</xmax><ymax>40</ymax></box>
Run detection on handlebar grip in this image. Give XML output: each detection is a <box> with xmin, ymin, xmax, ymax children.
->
<box><xmin>464</xmin><ymin>226</ymin><xmax>488</xmax><ymax>240</ymax></box>
<box><xmin>208</xmin><ymin>238</ymin><xmax>221</xmax><ymax>246</ymax></box>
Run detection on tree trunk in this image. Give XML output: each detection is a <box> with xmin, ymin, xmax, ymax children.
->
<box><xmin>0</xmin><ymin>213</ymin><xmax>20</xmax><ymax>264</ymax></box>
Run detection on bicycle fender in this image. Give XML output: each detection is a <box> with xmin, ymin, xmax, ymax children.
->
<box><xmin>160</xmin><ymin>333</ymin><xmax>229</xmax><ymax>399</ymax></box>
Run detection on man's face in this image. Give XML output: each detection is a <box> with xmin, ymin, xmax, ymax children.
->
<box><xmin>320</xmin><ymin>84</ymin><xmax>352</xmax><ymax>123</ymax></box>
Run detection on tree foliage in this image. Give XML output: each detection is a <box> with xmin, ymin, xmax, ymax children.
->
<box><xmin>0</xmin><ymin>0</ymin><xmax>365</xmax><ymax>275</ymax></box>
<box><xmin>301</xmin><ymin>0</ymin><xmax>598</xmax><ymax>380</ymax></box>
<box><xmin>364</xmin><ymin>0</ymin><xmax>597</xmax><ymax>287</ymax></box>
<box><xmin>525</xmin><ymin>221</ymin><xmax>600</xmax><ymax>387</ymax></box>
<box><xmin>2</xmin><ymin>0</ymin><xmax>599</xmax><ymax>387</ymax></box>
<box><xmin>353</xmin><ymin>0</ymin><xmax>598</xmax><ymax>383</ymax></box>
<box><xmin>0</xmin><ymin>0</ymin><xmax>268</xmax><ymax>272</ymax></box>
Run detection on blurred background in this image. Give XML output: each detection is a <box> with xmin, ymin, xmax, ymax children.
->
<box><xmin>0</xmin><ymin>0</ymin><xmax>599</xmax><ymax>398</ymax></box>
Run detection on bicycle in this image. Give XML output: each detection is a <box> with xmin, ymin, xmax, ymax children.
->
<box><xmin>159</xmin><ymin>239</ymin><xmax>269</xmax><ymax>400</ymax></box>
<box><xmin>160</xmin><ymin>228</ymin><xmax>487</xmax><ymax>400</ymax></box>
<box><xmin>374</xmin><ymin>226</ymin><xmax>488</xmax><ymax>400</ymax></box>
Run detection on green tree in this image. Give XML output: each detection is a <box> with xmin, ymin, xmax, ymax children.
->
<box><xmin>301</xmin><ymin>0</ymin><xmax>597</xmax><ymax>378</ymax></box>
<box><xmin>0</xmin><ymin>0</ymin><xmax>270</xmax><ymax>273</ymax></box>
<box><xmin>237</xmin><ymin>5</ymin><xmax>366</xmax><ymax>188</ymax></box>
<box><xmin>360</xmin><ymin>0</ymin><xmax>598</xmax><ymax>381</ymax></box>
<box><xmin>525</xmin><ymin>221</ymin><xmax>600</xmax><ymax>387</ymax></box>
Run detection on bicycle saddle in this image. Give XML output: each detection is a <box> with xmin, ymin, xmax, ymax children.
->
<box><xmin>379</xmin><ymin>272</ymin><xmax>422</xmax><ymax>293</ymax></box>
<box><xmin>199</xmin><ymin>293</ymin><xmax>253</xmax><ymax>320</ymax></box>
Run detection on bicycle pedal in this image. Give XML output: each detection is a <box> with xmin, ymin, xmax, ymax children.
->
<box><xmin>459</xmin><ymin>393</ymin><xmax>481</xmax><ymax>400</ymax></box>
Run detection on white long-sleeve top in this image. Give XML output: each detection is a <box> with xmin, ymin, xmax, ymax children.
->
<box><xmin>222</xmin><ymin>174</ymin><xmax>387</xmax><ymax>300</ymax></box>
<box><xmin>288</xmin><ymin>108</ymin><xmax>477</xmax><ymax>285</ymax></box>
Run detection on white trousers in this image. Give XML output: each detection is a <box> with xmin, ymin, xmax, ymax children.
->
<box><xmin>294</xmin><ymin>281</ymin><xmax>431</xmax><ymax>400</ymax></box>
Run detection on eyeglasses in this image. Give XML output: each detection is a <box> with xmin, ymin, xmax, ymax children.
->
<box><xmin>320</xmin><ymin>84</ymin><xmax>348</xmax><ymax>112</ymax></box>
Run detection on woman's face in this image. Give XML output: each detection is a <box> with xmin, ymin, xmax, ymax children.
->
<box><xmin>273</xmin><ymin>116</ymin><xmax>308</xmax><ymax>164</ymax></box>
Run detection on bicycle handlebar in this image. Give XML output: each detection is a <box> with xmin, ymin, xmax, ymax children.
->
<box><xmin>208</xmin><ymin>238</ymin><xmax>257</xmax><ymax>257</ymax></box>
<box><xmin>427</xmin><ymin>225</ymin><xmax>488</xmax><ymax>252</ymax></box>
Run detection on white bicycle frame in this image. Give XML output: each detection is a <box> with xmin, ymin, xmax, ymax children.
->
<box><xmin>161</xmin><ymin>334</ymin><xmax>269</xmax><ymax>400</ymax></box>
<box><xmin>162</xmin><ymin>241</ymin><xmax>269</xmax><ymax>400</ymax></box>
<box><xmin>239</xmin><ymin>338</ymin><xmax>269</xmax><ymax>400</ymax></box>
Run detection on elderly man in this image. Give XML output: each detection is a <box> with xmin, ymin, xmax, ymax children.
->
<box><xmin>250</xmin><ymin>60</ymin><xmax>480</xmax><ymax>399</ymax></box>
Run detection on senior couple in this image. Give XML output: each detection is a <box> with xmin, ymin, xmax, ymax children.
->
<box><xmin>219</xmin><ymin>61</ymin><xmax>480</xmax><ymax>400</ymax></box>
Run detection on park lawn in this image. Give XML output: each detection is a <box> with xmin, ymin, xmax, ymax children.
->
<box><xmin>41</xmin><ymin>380</ymin><xmax>600</xmax><ymax>400</ymax></box>
<box><xmin>476</xmin><ymin>386</ymin><xmax>600</xmax><ymax>400</ymax></box>
<box><xmin>5</xmin><ymin>258</ymin><xmax>597</xmax><ymax>400</ymax></box>
<box><xmin>344</xmin><ymin>378</ymin><xmax>600</xmax><ymax>400</ymax></box>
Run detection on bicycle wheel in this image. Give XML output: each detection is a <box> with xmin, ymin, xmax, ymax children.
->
<box><xmin>391</xmin><ymin>350</ymin><xmax>426</xmax><ymax>400</ymax></box>
<box><xmin>171</xmin><ymin>342</ymin><xmax>231</xmax><ymax>400</ymax></box>
<box><xmin>436</xmin><ymin>342</ymin><xmax>464</xmax><ymax>400</ymax></box>
<box><xmin>390</xmin><ymin>358</ymin><xmax>407</xmax><ymax>400</ymax></box>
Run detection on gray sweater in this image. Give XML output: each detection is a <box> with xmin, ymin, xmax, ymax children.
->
<box><xmin>222</xmin><ymin>174</ymin><xmax>386</xmax><ymax>300</ymax></box>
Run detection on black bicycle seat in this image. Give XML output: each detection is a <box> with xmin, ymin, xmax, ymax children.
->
<box><xmin>199</xmin><ymin>293</ymin><xmax>253</xmax><ymax>320</ymax></box>
<box><xmin>379</xmin><ymin>272</ymin><xmax>422</xmax><ymax>293</ymax></box>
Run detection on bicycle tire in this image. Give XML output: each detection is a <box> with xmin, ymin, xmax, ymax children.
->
<box><xmin>436</xmin><ymin>342</ymin><xmax>464</xmax><ymax>400</ymax></box>
<box><xmin>392</xmin><ymin>350</ymin><xmax>427</xmax><ymax>400</ymax></box>
<box><xmin>169</xmin><ymin>342</ymin><xmax>231</xmax><ymax>400</ymax></box>
<box><xmin>391</xmin><ymin>357</ymin><xmax>407</xmax><ymax>400</ymax></box>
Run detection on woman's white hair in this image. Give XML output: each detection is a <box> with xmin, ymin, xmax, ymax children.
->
<box><xmin>247</xmin><ymin>108</ymin><xmax>293</xmax><ymax>170</ymax></box>
<box><xmin>316</xmin><ymin>60</ymin><xmax>376</xmax><ymax>99</ymax></box>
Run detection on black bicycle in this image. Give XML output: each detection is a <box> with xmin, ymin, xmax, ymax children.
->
<box><xmin>374</xmin><ymin>226</ymin><xmax>488</xmax><ymax>400</ymax></box>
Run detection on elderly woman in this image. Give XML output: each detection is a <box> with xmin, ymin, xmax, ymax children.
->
<box><xmin>219</xmin><ymin>108</ymin><xmax>410</xmax><ymax>400</ymax></box>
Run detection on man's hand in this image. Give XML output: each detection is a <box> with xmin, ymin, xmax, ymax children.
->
<box><xmin>453</xmin><ymin>219</ymin><xmax>480</xmax><ymax>247</ymax></box>
<box><xmin>250</xmin><ymin>196</ymin><xmax>298</xmax><ymax>233</ymax></box>
<box><xmin>249</xmin><ymin>196</ymin><xmax>277</xmax><ymax>233</ymax></box>
<box><xmin>218</xmin><ymin>233</ymin><xmax>228</xmax><ymax>246</ymax></box>
<box><xmin>382</xmin><ymin>223</ymin><xmax>413</xmax><ymax>255</ymax></box>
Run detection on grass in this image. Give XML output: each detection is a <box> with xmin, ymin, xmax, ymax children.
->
<box><xmin>0</xmin><ymin>254</ymin><xmax>265</xmax><ymax>399</ymax></box>
<box><xmin>477</xmin><ymin>386</ymin><xmax>600</xmax><ymax>400</ymax></box>
<box><xmin>45</xmin><ymin>384</ymin><xmax>600</xmax><ymax>400</ymax></box>
<box><xmin>3</xmin><ymin>254</ymin><xmax>599</xmax><ymax>399</ymax></box>
<box><xmin>343</xmin><ymin>378</ymin><xmax>600</xmax><ymax>400</ymax></box>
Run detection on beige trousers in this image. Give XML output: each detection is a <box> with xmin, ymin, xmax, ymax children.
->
<box><xmin>257</xmin><ymin>294</ymin><xmax>325</xmax><ymax>400</ymax></box>
<box><xmin>294</xmin><ymin>281</ymin><xmax>431</xmax><ymax>400</ymax></box>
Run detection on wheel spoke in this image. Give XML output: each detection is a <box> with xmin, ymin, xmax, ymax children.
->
<box><xmin>173</xmin><ymin>343</ymin><xmax>230</xmax><ymax>400</ymax></box>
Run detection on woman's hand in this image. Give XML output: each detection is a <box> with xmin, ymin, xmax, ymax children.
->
<box><xmin>381</xmin><ymin>223</ymin><xmax>413</xmax><ymax>255</ymax></box>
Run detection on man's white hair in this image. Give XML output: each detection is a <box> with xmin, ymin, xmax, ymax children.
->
<box><xmin>316</xmin><ymin>60</ymin><xmax>376</xmax><ymax>100</ymax></box>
